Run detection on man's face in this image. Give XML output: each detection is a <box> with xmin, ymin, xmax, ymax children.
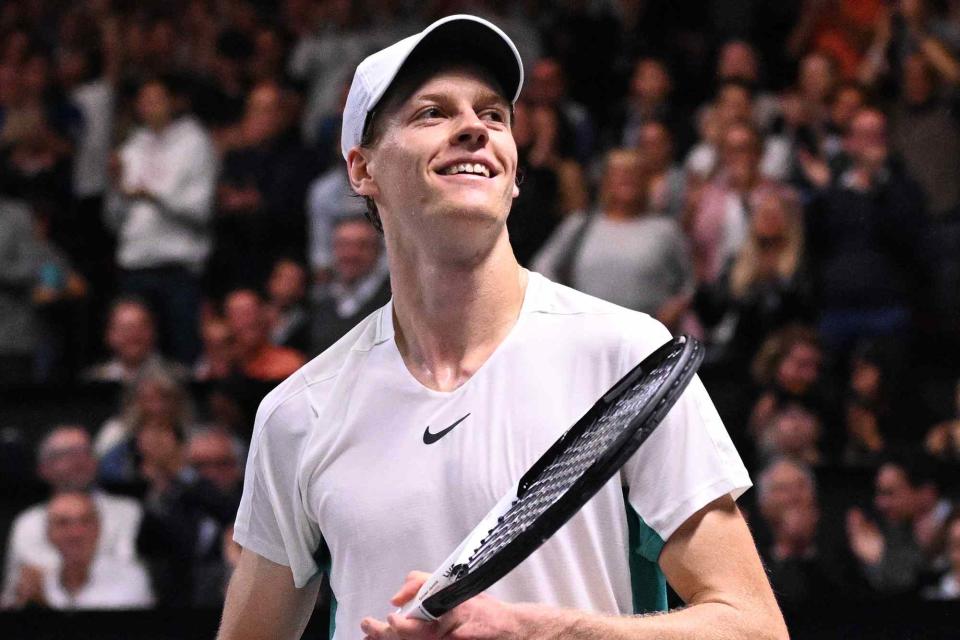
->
<box><xmin>267</xmin><ymin>260</ymin><xmax>307</xmax><ymax>308</ymax></box>
<box><xmin>874</xmin><ymin>464</ymin><xmax>918</xmax><ymax>523</ymax></box>
<box><xmin>776</xmin><ymin>341</ymin><xmax>822</xmax><ymax>395</ymax></box>
<box><xmin>718</xmin><ymin>41</ymin><xmax>758</xmax><ymax>82</ymax></box>
<box><xmin>333</xmin><ymin>220</ymin><xmax>382</xmax><ymax>284</ymax></box>
<box><xmin>631</xmin><ymin>60</ymin><xmax>670</xmax><ymax>103</ymax></box>
<box><xmin>225</xmin><ymin>291</ymin><xmax>267</xmax><ymax>353</ymax></box>
<box><xmin>720</xmin><ymin>125</ymin><xmax>760</xmax><ymax>185</ymax></box>
<box><xmin>107</xmin><ymin>303</ymin><xmax>156</xmax><ymax>366</ymax></box>
<box><xmin>846</xmin><ymin>109</ymin><xmax>888</xmax><ymax>166</ymax></box>
<box><xmin>38</xmin><ymin>428</ymin><xmax>97</xmax><ymax>492</ymax></box>
<box><xmin>638</xmin><ymin>123</ymin><xmax>672</xmax><ymax>170</ymax></box>
<box><xmin>188</xmin><ymin>433</ymin><xmax>241</xmax><ymax>494</ymax></box>
<box><xmin>47</xmin><ymin>493</ymin><xmax>99</xmax><ymax>567</ymax></box>
<box><xmin>759</xmin><ymin>461</ymin><xmax>815</xmax><ymax>525</ymax></box>
<box><xmin>355</xmin><ymin>67</ymin><xmax>518</xmax><ymax>248</ymax></box>
<box><xmin>136</xmin><ymin>82</ymin><xmax>174</xmax><ymax>129</ymax></box>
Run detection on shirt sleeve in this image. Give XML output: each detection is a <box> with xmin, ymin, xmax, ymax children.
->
<box><xmin>618</xmin><ymin>318</ymin><xmax>752</xmax><ymax>562</ymax></box>
<box><xmin>234</xmin><ymin>376</ymin><xmax>324</xmax><ymax>588</ymax></box>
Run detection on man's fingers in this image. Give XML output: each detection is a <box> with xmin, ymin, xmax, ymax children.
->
<box><xmin>387</xmin><ymin>612</ymin><xmax>439</xmax><ymax>639</ymax></box>
<box><xmin>360</xmin><ymin>616</ymin><xmax>396</xmax><ymax>640</ymax></box>
<box><xmin>390</xmin><ymin>570</ymin><xmax>431</xmax><ymax>606</ymax></box>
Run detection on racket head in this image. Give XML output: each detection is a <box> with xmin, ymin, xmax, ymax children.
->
<box><xmin>418</xmin><ymin>334</ymin><xmax>704</xmax><ymax>617</ymax></box>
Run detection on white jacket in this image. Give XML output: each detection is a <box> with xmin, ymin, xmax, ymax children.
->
<box><xmin>105</xmin><ymin>117</ymin><xmax>217</xmax><ymax>272</ymax></box>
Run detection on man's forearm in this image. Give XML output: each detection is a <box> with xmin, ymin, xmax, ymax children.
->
<box><xmin>512</xmin><ymin>600</ymin><xmax>788</xmax><ymax>640</ymax></box>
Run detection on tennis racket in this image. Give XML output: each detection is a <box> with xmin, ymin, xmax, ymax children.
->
<box><xmin>399</xmin><ymin>334</ymin><xmax>704</xmax><ymax>620</ymax></box>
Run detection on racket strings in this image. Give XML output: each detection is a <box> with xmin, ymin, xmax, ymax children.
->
<box><xmin>463</xmin><ymin>348</ymin><xmax>683</xmax><ymax>573</ymax></box>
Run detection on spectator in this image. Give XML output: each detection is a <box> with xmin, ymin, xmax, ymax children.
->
<box><xmin>756</xmin><ymin>403</ymin><xmax>823</xmax><ymax>467</ymax></box>
<box><xmin>508</xmin><ymin>100</ymin><xmax>587</xmax><ymax>266</ymax></box>
<box><xmin>105</xmin><ymin>74</ymin><xmax>217</xmax><ymax>364</ymax></box>
<box><xmin>193</xmin><ymin>316</ymin><xmax>234</xmax><ymax>383</ymax></box>
<box><xmin>186</xmin><ymin>429</ymin><xmax>243</xmax><ymax>502</ymax></box>
<box><xmin>525</xmin><ymin>57</ymin><xmax>596</xmax><ymax>163</ymax></box>
<box><xmin>2</xmin><ymin>426</ymin><xmax>142</xmax><ymax>606</ymax></box>
<box><xmin>264</xmin><ymin>258</ymin><xmax>311</xmax><ymax>354</ymax></box>
<box><xmin>81</xmin><ymin>297</ymin><xmax>188</xmax><ymax>386</ymax></box>
<box><xmin>694</xmin><ymin>188</ymin><xmax>813</xmax><ymax>376</ymax></box>
<box><xmin>803</xmin><ymin>107</ymin><xmax>925</xmax><ymax>354</ymax></box>
<box><xmin>0</xmin><ymin>198</ymin><xmax>40</xmax><ymax>386</ymax></box>
<box><xmin>225</xmin><ymin>288</ymin><xmax>305</xmax><ymax>381</ymax></box>
<box><xmin>714</xmin><ymin>39</ymin><xmax>780</xmax><ymax>131</ymax></box>
<box><xmin>686</xmin><ymin>120</ymin><xmax>794</xmax><ymax>284</ymax></box>
<box><xmin>889</xmin><ymin>52</ymin><xmax>960</xmax><ymax>217</ymax></box>
<box><xmin>211</xmin><ymin>80</ymin><xmax>318</xmax><ymax>295</ymax></box>
<box><xmin>311</xmin><ymin>216</ymin><xmax>391</xmax><ymax>353</ymax></box>
<box><xmin>925</xmin><ymin>379</ymin><xmax>960</xmax><ymax>461</ymax></box>
<box><xmin>846</xmin><ymin>453</ymin><xmax>949</xmax><ymax>594</ymax></box>
<box><xmin>636</xmin><ymin>120</ymin><xmax>686</xmax><ymax>219</ymax></box>
<box><xmin>533</xmin><ymin>149</ymin><xmax>694</xmax><ymax>329</ymax></box>
<box><xmin>924</xmin><ymin>510</ymin><xmax>960</xmax><ymax>599</ymax></box>
<box><xmin>3</xmin><ymin>491</ymin><xmax>153</xmax><ymax>610</ymax></box>
<box><xmin>818</xmin><ymin>81</ymin><xmax>868</xmax><ymax>163</ymax></box>
<box><xmin>96</xmin><ymin>368</ymin><xmax>195</xmax><ymax>478</ymax></box>
<box><xmin>607</xmin><ymin>57</ymin><xmax>693</xmax><ymax>155</ymax></box>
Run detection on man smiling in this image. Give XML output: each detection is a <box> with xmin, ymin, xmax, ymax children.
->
<box><xmin>219</xmin><ymin>15</ymin><xmax>786</xmax><ymax>640</ymax></box>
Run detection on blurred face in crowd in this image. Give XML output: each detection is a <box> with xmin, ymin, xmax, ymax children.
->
<box><xmin>759</xmin><ymin>459</ymin><xmax>816</xmax><ymax>525</ymax></box>
<box><xmin>720</xmin><ymin>123</ymin><xmax>761</xmax><ymax>188</ymax></box>
<box><xmin>333</xmin><ymin>219</ymin><xmax>382</xmax><ymax>285</ymax></box>
<box><xmin>631</xmin><ymin>59</ymin><xmax>670</xmax><ymax>104</ymax></box>
<box><xmin>135</xmin><ymin>375</ymin><xmax>182</xmax><ymax>425</ymax></box>
<box><xmin>903</xmin><ymin>54</ymin><xmax>936</xmax><ymax>106</ymax></box>
<box><xmin>766</xmin><ymin>406</ymin><xmax>820</xmax><ymax>459</ymax></box>
<box><xmin>242</xmin><ymin>82</ymin><xmax>285</xmax><ymax>145</ymax></box>
<box><xmin>830</xmin><ymin>85</ymin><xmax>866</xmax><ymax>131</ymax></box>
<box><xmin>799</xmin><ymin>53</ymin><xmax>835</xmax><ymax>104</ymax></box>
<box><xmin>47</xmin><ymin>493</ymin><xmax>100</xmax><ymax>568</ymax></box>
<box><xmin>716</xmin><ymin>83</ymin><xmax>753</xmax><ymax>127</ymax></box>
<box><xmin>225</xmin><ymin>290</ymin><xmax>269</xmax><ymax>354</ymax></box>
<box><xmin>637</xmin><ymin>121</ymin><xmax>673</xmax><ymax>173</ymax></box>
<box><xmin>136</xmin><ymin>81</ymin><xmax>175</xmax><ymax>130</ymax></box>
<box><xmin>527</xmin><ymin>58</ymin><xmax>565</xmax><ymax>106</ymax></box>
<box><xmin>267</xmin><ymin>259</ymin><xmax>307</xmax><ymax>309</ymax></box>
<box><xmin>750</xmin><ymin>193</ymin><xmax>791</xmax><ymax>273</ymax></box>
<box><xmin>717</xmin><ymin>41</ymin><xmax>758</xmax><ymax>83</ymax></box>
<box><xmin>106</xmin><ymin>302</ymin><xmax>156</xmax><ymax>367</ymax></box>
<box><xmin>776</xmin><ymin>340</ymin><xmax>822</xmax><ymax>396</ymax></box>
<box><xmin>874</xmin><ymin>463</ymin><xmax>919</xmax><ymax>524</ymax></box>
<box><xmin>38</xmin><ymin>427</ymin><xmax>97</xmax><ymax>492</ymax></box>
<box><xmin>846</xmin><ymin>108</ymin><xmax>888</xmax><ymax>168</ymax></box>
<box><xmin>600</xmin><ymin>150</ymin><xmax>645</xmax><ymax>214</ymax></box>
<box><xmin>188</xmin><ymin>431</ymin><xmax>242</xmax><ymax>494</ymax></box>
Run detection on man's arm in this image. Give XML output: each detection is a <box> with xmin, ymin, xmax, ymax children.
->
<box><xmin>218</xmin><ymin>548</ymin><xmax>321</xmax><ymax>640</ymax></box>
<box><xmin>365</xmin><ymin>495</ymin><xmax>788</xmax><ymax>640</ymax></box>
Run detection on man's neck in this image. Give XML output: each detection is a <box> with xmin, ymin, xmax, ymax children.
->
<box><xmin>61</xmin><ymin>561</ymin><xmax>91</xmax><ymax>595</ymax></box>
<box><xmin>388</xmin><ymin>232</ymin><xmax>526</xmax><ymax>392</ymax></box>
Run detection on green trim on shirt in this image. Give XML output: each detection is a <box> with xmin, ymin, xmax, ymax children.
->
<box><xmin>315</xmin><ymin>539</ymin><xmax>337</xmax><ymax>639</ymax></box>
<box><xmin>624</xmin><ymin>490</ymin><xmax>668</xmax><ymax>613</ymax></box>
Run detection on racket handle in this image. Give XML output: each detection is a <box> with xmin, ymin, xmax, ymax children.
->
<box><xmin>397</xmin><ymin>596</ymin><xmax>436</xmax><ymax>621</ymax></box>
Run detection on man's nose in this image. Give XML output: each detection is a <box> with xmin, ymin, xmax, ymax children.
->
<box><xmin>451</xmin><ymin>111</ymin><xmax>488</xmax><ymax>147</ymax></box>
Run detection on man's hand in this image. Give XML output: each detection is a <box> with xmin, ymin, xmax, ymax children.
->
<box><xmin>360</xmin><ymin>571</ymin><xmax>557</xmax><ymax>640</ymax></box>
<box><xmin>846</xmin><ymin>507</ymin><xmax>884</xmax><ymax>565</ymax></box>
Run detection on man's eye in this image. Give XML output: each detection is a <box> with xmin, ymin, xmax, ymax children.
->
<box><xmin>483</xmin><ymin>110</ymin><xmax>507</xmax><ymax>123</ymax></box>
<box><xmin>418</xmin><ymin>107</ymin><xmax>443</xmax><ymax>119</ymax></box>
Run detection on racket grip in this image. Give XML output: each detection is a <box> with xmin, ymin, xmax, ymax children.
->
<box><xmin>397</xmin><ymin>596</ymin><xmax>436</xmax><ymax>621</ymax></box>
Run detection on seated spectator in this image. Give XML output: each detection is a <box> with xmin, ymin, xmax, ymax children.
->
<box><xmin>525</xmin><ymin>57</ymin><xmax>596</xmax><ymax>163</ymax></box>
<box><xmin>82</xmin><ymin>297</ymin><xmax>189</xmax><ymax>386</ymax></box>
<box><xmin>925</xmin><ymin>379</ymin><xmax>960</xmax><ymax>461</ymax></box>
<box><xmin>105</xmin><ymin>74</ymin><xmax>217</xmax><ymax>364</ymax></box>
<box><xmin>756</xmin><ymin>402</ymin><xmax>823</xmax><ymax>467</ymax></box>
<box><xmin>714</xmin><ymin>40</ymin><xmax>780</xmax><ymax>131</ymax></box>
<box><xmin>265</xmin><ymin>257</ymin><xmax>311</xmax><ymax>354</ymax></box>
<box><xmin>96</xmin><ymin>368</ymin><xmax>195</xmax><ymax>479</ymax></box>
<box><xmin>755</xmin><ymin>458</ymin><xmax>859</xmax><ymax>607</ymax></box>
<box><xmin>636</xmin><ymin>120</ymin><xmax>685</xmax><ymax>220</ymax></box>
<box><xmin>187</xmin><ymin>429</ymin><xmax>243</xmax><ymax>504</ymax></box>
<box><xmin>924</xmin><ymin>511</ymin><xmax>960</xmax><ymax>600</ymax></box>
<box><xmin>695</xmin><ymin>188</ymin><xmax>813</xmax><ymax>376</ymax></box>
<box><xmin>686</xmin><ymin>120</ymin><xmax>795</xmax><ymax>285</ymax></box>
<box><xmin>3</xmin><ymin>491</ymin><xmax>153</xmax><ymax>610</ymax></box>
<box><xmin>311</xmin><ymin>216</ymin><xmax>391</xmax><ymax>353</ymax></box>
<box><xmin>817</xmin><ymin>81</ymin><xmax>868</xmax><ymax>164</ymax></box>
<box><xmin>2</xmin><ymin>426</ymin><xmax>142</xmax><ymax>606</ymax></box>
<box><xmin>226</xmin><ymin>288</ymin><xmax>306</xmax><ymax>381</ymax></box>
<box><xmin>0</xmin><ymin>197</ymin><xmax>40</xmax><ymax>386</ymax></box>
<box><xmin>685</xmin><ymin>81</ymin><xmax>792</xmax><ymax>181</ymax></box>
<box><xmin>803</xmin><ymin>107</ymin><xmax>925</xmax><ymax>355</ymax></box>
<box><xmin>533</xmin><ymin>149</ymin><xmax>693</xmax><ymax>330</ymax></box>
<box><xmin>193</xmin><ymin>316</ymin><xmax>234</xmax><ymax>383</ymax></box>
<box><xmin>749</xmin><ymin>325</ymin><xmax>835</xmax><ymax>440</ymax></box>
<box><xmin>508</xmin><ymin>100</ymin><xmax>587</xmax><ymax>266</ymax></box>
<box><xmin>846</xmin><ymin>453</ymin><xmax>950</xmax><ymax>595</ymax></box>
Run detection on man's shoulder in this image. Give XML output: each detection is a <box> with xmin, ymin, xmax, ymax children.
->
<box><xmin>253</xmin><ymin>306</ymin><xmax>387</xmax><ymax>435</ymax></box>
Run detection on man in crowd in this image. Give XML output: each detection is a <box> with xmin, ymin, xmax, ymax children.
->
<box><xmin>2</xmin><ymin>426</ymin><xmax>143</xmax><ymax>605</ymax></box>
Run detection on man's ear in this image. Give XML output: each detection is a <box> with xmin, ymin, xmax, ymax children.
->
<box><xmin>347</xmin><ymin>147</ymin><xmax>378</xmax><ymax>198</ymax></box>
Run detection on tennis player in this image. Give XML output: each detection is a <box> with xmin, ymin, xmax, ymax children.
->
<box><xmin>218</xmin><ymin>15</ymin><xmax>787</xmax><ymax>640</ymax></box>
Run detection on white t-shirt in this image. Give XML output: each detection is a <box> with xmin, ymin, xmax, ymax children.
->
<box><xmin>234</xmin><ymin>271</ymin><xmax>751</xmax><ymax>639</ymax></box>
<box><xmin>43</xmin><ymin>555</ymin><xmax>154</xmax><ymax>610</ymax></box>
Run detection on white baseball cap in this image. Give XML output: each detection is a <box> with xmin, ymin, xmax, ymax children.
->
<box><xmin>340</xmin><ymin>14</ymin><xmax>524</xmax><ymax>160</ymax></box>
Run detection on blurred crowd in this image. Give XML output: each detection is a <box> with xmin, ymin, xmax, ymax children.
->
<box><xmin>1</xmin><ymin>0</ymin><xmax>960</xmax><ymax>621</ymax></box>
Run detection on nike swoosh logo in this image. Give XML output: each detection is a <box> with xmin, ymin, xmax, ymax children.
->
<box><xmin>423</xmin><ymin>413</ymin><xmax>471</xmax><ymax>445</ymax></box>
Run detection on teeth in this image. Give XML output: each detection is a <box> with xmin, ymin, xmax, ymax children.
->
<box><xmin>443</xmin><ymin>163</ymin><xmax>491</xmax><ymax>177</ymax></box>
